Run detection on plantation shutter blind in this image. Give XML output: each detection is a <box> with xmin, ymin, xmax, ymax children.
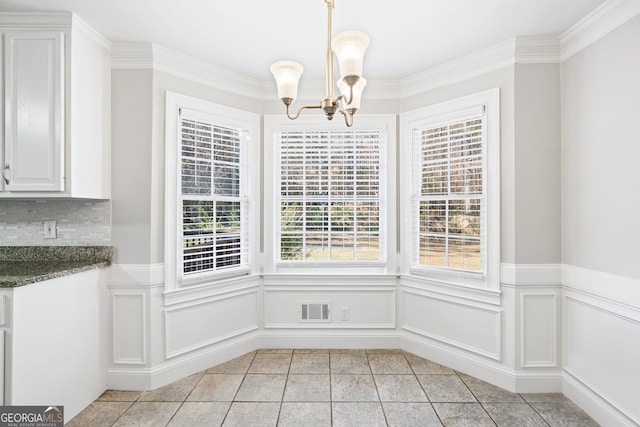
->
<box><xmin>179</xmin><ymin>108</ymin><xmax>249</xmax><ymax>277</ymax></box>
<box><xmin>278</xmin><ymin>129</ymin><xmax>386</xmax><ymax>263</ymax></box>
<box><xmin>412</xmin><ymin>106</ymin><xmax>486</xmax><ymax>273</ymax></box>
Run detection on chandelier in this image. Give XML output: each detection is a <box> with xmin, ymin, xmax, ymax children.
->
<box><xmin>270</xmin><ymin>0</ymin><xmax>369</xmax><ymax>127</ymax></box>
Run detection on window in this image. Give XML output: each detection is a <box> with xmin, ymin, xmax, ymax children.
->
<box><xmin>264</xmin><ymin>115</ymin><xmax>395</xmax><ymax>271</ymax></box>
<box><xmin>165</xmin><ymin>93</ymin><xmax>259</xmax><ymax>288</ymax></box>
<box><xmin>279</xmin><ymin>129</ymin><xmax>383</xmax><ymax>262</ymax></box>
<box><xmin>401</xmin><ymin>89</ymin><xmax>499</xmax><ymax>289</ymax></box>
<box><xmin>180</xmin><ymin>115</ymin><xmax>246</xmax><ymax>275</ymax></box>
<box><xmin>415</xmin><ymin>111</ymin><xmax>484</xmax><ymax>272</ymax></box>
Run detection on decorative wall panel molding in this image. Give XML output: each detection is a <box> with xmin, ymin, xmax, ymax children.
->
<box><xmin>402</xmin><ymin>288</ymin><xmax>501</xmax><ymax>360</ymax></box>
<box><xmin>165</xmin><ymin>288</ymin><xmax>259</xmax><ymax>358</ymax></box>
<box><xmin>112</xmin><ymin>292</ymin><xmax>147</xmax><ymax>365</ymax></box>
<box><xmin>401</xmin><ymin>275</ymin><xmax>501</xmax><ymax>306</ymax></box>
<box><xmin>520</xmin><ymin>292</ymin><xmax>558</xmax><ymax>367</ymax></box>
<box><xmin>564</xmin><ymin>295</ymin><xmax>640</xmax><ymax>426</ymax></box>
<box><xmin>263</xmin><ymin>285</ymin><xmax>395</xmax><ymax>329</ymax></box>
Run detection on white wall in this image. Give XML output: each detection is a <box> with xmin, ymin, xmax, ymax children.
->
<box><xmin>562</xmin><ymin>15</ymin><xmax>640</xmax><ymax>279</ymax></box>
<box><xmin>560</xmin><ymin>14</ymin><xmax>640</xmax><ymax>427</ymax></box>
<box><xmin>111</xmin><ymin>69</ymin><xmax>154</xmax><ymax>265</ymax></box>
<box><xmin>514</xmin><ymin>64</ymin><xmax>561</xmax><ymax>264</ymax></box>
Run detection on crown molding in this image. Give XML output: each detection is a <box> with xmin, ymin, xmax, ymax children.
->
<box><xmin>109</xmin><ymin>0</ymin><xmax>638</xmax><ymax>103</ymax></box>
<box><xmin>111</xmin><ymin>42</ymin><xmax>263</xmax><ymax>99</ymax></box>
<box><xmin>0</xmin><ymin>11</ymin><xmax>110</xmax><ymax>50</ymax></box>
<box><xmin>111</xmin><ymin>42</ymin><xmax>155</xmax><ymax>69</ymax></box>
<box><xmin>560</xmin><ymin>0</ymin><xmax>640</xmax><ymax>61</ymax></box>
<box><xmin>71</xmin><ymin>13</ymin><xmax>111</xmax><ymax>51</ymax></box>
<box><xmin>152</xmin><ymin>45</ymin><xmax>263</xmax><ymax>99</ymax></box>
<box><xmin>111</xmin><ymin>36</ymin><xmax>558</xmax><ymax>101</ymax></box>
<box><xmin>0</xmin><ymin>11</ymin><xmax>72</xmax><ymax>29</ymax></box>
<box><xmin>515</xmin><ymin>36</ymin><xmax>561</xmax><ymax>64</ymax></box>
<box><xmin>400</xmin><ymin>39</ymin><xmax>516</xmax><ymax>98</ymax></box>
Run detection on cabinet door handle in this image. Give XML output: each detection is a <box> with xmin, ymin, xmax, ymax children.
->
<box><xmin>2</xmin><ymin>163</ymin><xmax>9</xmax><ymax>185</ymax></box>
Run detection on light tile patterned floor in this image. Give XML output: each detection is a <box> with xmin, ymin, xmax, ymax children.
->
<box><xmin>67</xmin><ymin>349</ymin><xmax>599</xmax><ymax>426</ymax></box>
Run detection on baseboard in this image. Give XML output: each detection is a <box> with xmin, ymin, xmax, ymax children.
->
<box><xmin>512</xmin><ymin>370</ymin><xmax>563</xmax><ymax>393</ymax></box>
<box><xmin>107</xmin><ymin>331</ymin><xmax>260</xmax><ymax>390</ymax></box>
<box><xmin>563</xmin><ymin>369</ymin><xmax>640</xmax><ymax>427</ymax></box>
<box><xmin>259</xmin><ymin>330</ymin><xmax>402</xmax><ymax>350</ymax></box>
<box><xmin>401</xmin><ymin>331</ymin><xmax>562</xmax><ymax>393</ymax></box>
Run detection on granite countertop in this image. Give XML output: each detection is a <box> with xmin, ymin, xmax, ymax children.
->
<box><xmin>0</xmin><ymin>246</ymin><xmax>113</xmax><ymax>288</ymax></box>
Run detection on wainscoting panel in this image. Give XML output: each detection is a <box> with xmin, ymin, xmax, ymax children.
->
<box><xmin>112</xmin><ymin>292</ymin><xmax>147</xmax><ymax>365</ymax></box>
<box><xmin>520</xmin><ymin>292</ymin><xmax>558</xmax><ymax>367</ymax></box>
<box><xmin>263</xmin><ymin>284</ymin><xmax>396</xmax><ymax>329</ymax></box>
<box><xmin>564</xmin><ymin>295</ymin><xmax>640</xmax><ymax>425</ymax></box>
<box><xmin>401</xmin><ymin>288</ymin><xmax>501</xmax><ymax>360</ymax></box>
<box><xmin>165</xmin><ymin>288</ymin><xmax>259</xmax><ymax>358</ymax></box>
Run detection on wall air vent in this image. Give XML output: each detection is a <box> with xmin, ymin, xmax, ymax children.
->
<box><xmin>300</xmin><ymin>302</ymin><xmax>331</xmax><ymax>322</ymax></box>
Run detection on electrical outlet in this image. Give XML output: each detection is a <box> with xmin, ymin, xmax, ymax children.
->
<box><xmin>341</xmin><ymin>306</ymin><xmax>350</xmax><ymax>321</ymax></box>
<box><xmin>43</xmin><ymin>220</ymin><xmax>57</xmax><ymax>239</ymax></box>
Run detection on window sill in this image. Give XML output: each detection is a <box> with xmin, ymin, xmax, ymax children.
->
<box><xmin>401</xmin><ymin>273</ymin><xmax>501</xmax><ymax>306</ymax></box>
<box><xmin>409</xmin><ymin>266</ymin><xmax>485</xmax><ymax>284</ymax></box>
<box><xmin>164</xmin><ymin>268</ymin><xmax>258</xmax><ymax>306</ymax></box>
<box><xmin>273</xmin><ymin>261</ymin><xmax>389</xmax><ymax>276</ymax></box>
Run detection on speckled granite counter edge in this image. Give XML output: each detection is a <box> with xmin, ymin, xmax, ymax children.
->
<box><xmin>0</xmin><ymin>246</ymin><xmax>113</xmax><ymax>262</ymax></box>
<box><xmin>0</xmin><ymin>261</ymin><xmax>112</xmax><ymax>287</ymax></box>
<box><xmin>0</xmin><ymin>246</ymin><xmax>113</xmax><ymax>288</ymax></box>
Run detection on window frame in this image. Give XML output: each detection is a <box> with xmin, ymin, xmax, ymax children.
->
<box><xmin>165</xmin><ymin>92</ymin><xmax>260</xmax><ymax>290</ymax></box>
<box><xmin>400</xmin><ymin>89</ymin><xmax>500</xmax><ymax>290</ymax></box>
<box><xmin>263</xmin><ymin>114</ymin><xmax>397</xmax><ymax>275</ymax></box>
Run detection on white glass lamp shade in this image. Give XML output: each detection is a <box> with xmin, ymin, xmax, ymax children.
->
<box><xmin>331</xmin><ymin>31</ymin><xmax>369</xmax><ymax>78</ymax></box>
<box><xmin>270</xmin><ymin>60</ymin><xmax>304</xmax><ymax>100</ymax></box>
<box><xmin>338</xmin><ymin>77</ymin><xmax>367</xmax><ymax>110</ymax></box>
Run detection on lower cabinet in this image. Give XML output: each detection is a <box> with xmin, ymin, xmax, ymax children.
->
<box><xmin>0</xmin><ymin>269</ymin><xmax>108</xmax><ymax>421</ymax></box>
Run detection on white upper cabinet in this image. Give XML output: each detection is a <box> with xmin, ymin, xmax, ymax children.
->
<box><xmin>0</xmin><ymin>13</ymin><xmax>111</xmax><ymax>199</ymax></box>
<box><xmin>3</xmin><ymin>31</ymin><xmax>65</xmax><ymax>192</ymax></box>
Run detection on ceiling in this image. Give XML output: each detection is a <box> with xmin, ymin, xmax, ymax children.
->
<box><xmin>0</xmin><ymin>0</ymin><xmax>606</xmax><ymax>81</ymax></box>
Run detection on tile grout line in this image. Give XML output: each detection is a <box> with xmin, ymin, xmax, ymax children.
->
<box><xmin>366</xmin><ymin>351</ymin><xmax>390</xmax><ymax>426</ymax></box>
<box><xmin>274</xmin><ymin>350</ymin><xmax>293</xmax><ymax>426</ymax></box>
<box><xmin>521</xmin><ymin>396</ymin><xmax>553</xmax><ymax>427</ymax></box>
<box><xmin>166</xmin><ymin>370</ymin><xmax>209</xmax><ymax>426</ymax></box>
<box><xmin>108</xmin><ymin>400</ymin><xmax>135</xmax><ymax>427</ymax></box>
<box><xmin>456</xmin><ymin>372</ymin><xmax>499</xmax><ymax>426</ymax></box>
<box><xmin>329</xmin><ymin>350</ymin><xmax>334</xmax><ymax>426</ymax></box>
<box><xmin>403</xmin><ymin>351</ymin><xmax>444</xmax><ymax>426</ymax></box>
<box><xmin>219</xmin><ymin>350</ymin><xmax>257</xmax><ymax>425</ymax></box>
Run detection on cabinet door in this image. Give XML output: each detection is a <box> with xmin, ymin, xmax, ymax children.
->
<box><xmin>3</xmin><ymin>32</ymin><xmax>64</xmax><ymax>192</ymax></box>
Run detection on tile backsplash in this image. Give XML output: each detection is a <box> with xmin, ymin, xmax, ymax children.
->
<box><xmin>0</xmin><ymin>200</ymin><xmax>111</xmax><ymax>246</ymax></box>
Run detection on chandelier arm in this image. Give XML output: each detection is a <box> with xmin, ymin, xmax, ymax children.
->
<box><xmin>286</xmin><ymin>102</ymin><xmax>323</xmax><ymax>121</ymax></box>
<box><xmin>337</xmin><ymin>106</ymin><xmax>354</xmax><ymax>127</ymax></box>
<box><xmin>333</xmin><ymin>94</ymin><xmax>346</xmax><ymax>106</ymax></box>
<box><xmin>340</xmin><ymin>83</ymin><xmax>354</xmax><ymax>105</ymax></box>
